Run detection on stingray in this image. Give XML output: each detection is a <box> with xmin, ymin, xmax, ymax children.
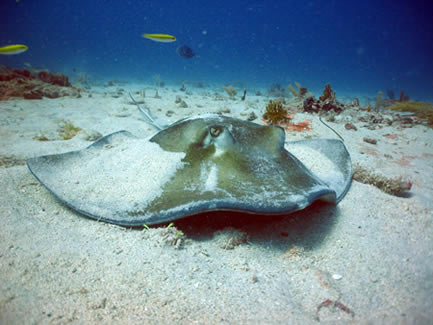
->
<box><xmin>27</xmin><ymin>96</ymin><xmax>352</xmax><ymax>226</ymax></box>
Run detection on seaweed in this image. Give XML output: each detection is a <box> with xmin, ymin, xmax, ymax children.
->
<box><xmin>222</xmin><ymin>85</ymin><xmax>237</xmax><ymax>98</ymax></box>
<box><xmin>58</xmin><ymin>120</ymin><xmax>82</xmax><ymax>140</ymax></box>
<box><xmin>262</xmin><ymin>100</ymin><xmax>291</xmax><ymax>124</ymax></box>
<box><xmin>287</xmin><ymin>82</ymin><xmax>307</xmax><ymax>98</ymax></box>
<box><xmin>316</xmin><ymin>299</ymin><xmax>355</xmax><ymax>321</ymax></box>
<box><xmin>375</xmin><ymin>91</ymin><xmax>383</xmax><ymax>112</ymax></box>
<box><xmin>0</xmin><ymin>155</ymin><xmax>26</xmax><ymax>167</ymax></box>
<box><xmin>153</xmin><ymin>74</ymin><xmax>164</xmax><ymax>87</ymax></box>
<box><xmin>389</xmin><ymin>101</ymin><xmax>433</xmax><ymax>126</ymax></box>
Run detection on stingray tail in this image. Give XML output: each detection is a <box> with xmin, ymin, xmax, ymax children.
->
<box><xmin>129</xmin><ymin>92</ymin><xmax>168</xmax><ymax>131</ymax></box>
<box><xmin>319</xmin><ymin>116</ymin><xmax>344</xmax><ymax>142</ymax></box>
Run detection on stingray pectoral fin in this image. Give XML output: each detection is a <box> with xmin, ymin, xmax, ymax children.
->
<box><xmin>27</xmin><ymin>131</ymin><xmax>187</xmax><ymax>226</ymax></box>
<box><xmin>255</xmin><ymin>125</ymin><xmax>286</xmax><ymax>156</ymax></box>
<box><xmin>285</xmin><ymin>139</ymin><xmax>352</xmax><ymax>202</ymax></box>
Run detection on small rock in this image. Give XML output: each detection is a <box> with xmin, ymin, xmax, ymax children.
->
<box><xmin>246</xmin><ymin>112</ymin><xmax>257</xmax><ymax>121</ymax></box>
<box><xmin>332</xmin><ymin>274</ymin><xmax>343</xmax><ymax>280</ymax></box>
<box><xmin>114</xmin><ymin>110</ymin><xmax>131</xmax><ymax>117</ymax></box>
<box><xmin>400</xmin><ymin>117</ymin><xmax>413</xmax><ymax>125</ymax></box>
<box><xmin>166</xmin><ymin>110</ymin><xmax>175</xmax><ymax>117</ymax></box>
<box><xmin>326</xmin><ymin>114</ymin><xmax>336</xmax><ymax>122</ymax></box>
<box><xmin>344</xmin><ymin>122</ymin><xmax>357</xmax><ymax>131</ymax></box>
<box><xmin>179</xmin><ymin>100</ymin><xmax>188</xmax><ymax>108</ymax></box>
<box><xmin>363</xmin><ymin>137</ymin><xmax>377</xmax><ymax>145</ymax></box>
<box><xmin>219</xmin><ymin>107</ymin><xmax>231</xmax><ymax>114</ymax></box>
<box><xmin>79</xmin><ymin>288</ymin><xmax>89</xmax><ymax>295</ymax></box>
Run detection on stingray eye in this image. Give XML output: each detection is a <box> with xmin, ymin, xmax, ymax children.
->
<box><xmin>209</xmin><ymin>125</ymin><xmax>223</xmax><ymax>138</ymax></box>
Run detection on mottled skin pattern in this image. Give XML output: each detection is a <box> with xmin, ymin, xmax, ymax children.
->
<box><xmin>27</xmin><ymin>115</ymin><xmax>351</xmax><ymax>226</ymax></box>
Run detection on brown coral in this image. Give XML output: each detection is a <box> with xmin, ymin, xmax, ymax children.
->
<box><xmin>319</xmin><ymin>83</ymin><xmax>336</xmax><ymax>101</ymax></box>
<box><xmin>303</xmin><ymin>96</ymin><xmax>346</xmax><ymax>114</ymax></box>
<box><xmin>302</xmin><ymin>83</ymin><xmax>352</xmax><ymax>114</ymax></box>
<box><xmin>262</xmin><ymin>101</ymin><xmax>311</xmax><ymax>132</ymax></box>
<box><xmin>0</xmin><ymin>65</ymin><xmax>77</xmax><ymax>100</ymax></box>
<box><xmin>38</xmin><ymin>71</ymin><xmax>72</xmax><ymax>87</ymax></box>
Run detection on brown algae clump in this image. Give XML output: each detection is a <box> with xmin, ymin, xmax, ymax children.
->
<box><xmin>58</xmin><ymin>120</ymin><xmax>82</xmax><ymax>140</ymax></box>
<box><xmin>33</xmin><ymin>132</ymin><xmax>50</xmax><ymax>141</ymax></box>
<box><xmin>263</xmin><ymin>100</ymin><xmax>291</xmax><ymax>124</ymax></box>
<box><xmin>352</xmin><ymin>163</ymin><xmax>411</xmax><ymax>195</ymax></box>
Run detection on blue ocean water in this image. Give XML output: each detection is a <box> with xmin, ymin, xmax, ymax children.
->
<box><xmin>1</xmin><ymin>0</ymin><xmax>432</xmax><ymax>101</ymax></box>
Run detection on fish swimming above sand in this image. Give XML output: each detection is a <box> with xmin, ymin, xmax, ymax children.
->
<box><xmin>0</xmin><ymin>44</ymin><xmax>29</xmax><ymax>55</ymax></box>
<box><xmin>142</xmin><ymin>34</ymin><xmax>176</xmax><ymax>43</ymax></box>
<box><xmin>176</xmin><ymin>45</ymin><xmax>195</xmax><ymax>59</ymax></box>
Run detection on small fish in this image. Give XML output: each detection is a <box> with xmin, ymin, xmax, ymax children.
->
<box><xmin>176</xmin><ymin>45</ymin><xmax>195</xmax><ymax>59</ymax></box>
<box><xmin>0</xmin><ymin>44</ymin><xmax>28</xmax><ymax>55</ymax></box>
<box><xmin>142</xmin><ymin>34</ymin><xmax>176</xmax><ymax>43</ymax></box>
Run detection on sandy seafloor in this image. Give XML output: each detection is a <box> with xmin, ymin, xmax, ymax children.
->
<box><xmin>0</xmin><ymin>84</ymin><xmax>432</xmax><ymax>324</ymax></box>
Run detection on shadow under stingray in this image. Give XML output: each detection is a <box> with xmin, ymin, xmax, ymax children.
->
<box><xmin>51</xmin><ymin>186</ymin><xmax>340</xmax><ymax>252</ymax></box>
<box><xmin>153</xmin><ymin>200</ymin><xmax>340</xmax><ymax>252</ymax></box>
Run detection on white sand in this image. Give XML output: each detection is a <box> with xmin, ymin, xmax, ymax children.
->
<box><xmin>1</xmin><ymin>84</ymin><xmax>432</xmax><ymax>324</ymax></box>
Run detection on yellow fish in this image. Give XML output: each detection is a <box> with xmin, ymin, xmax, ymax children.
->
<box><xmin>142</xmin><ymin>34</ymin><xmax>176</xmax><ymax>43</ymax></box>
<box><xmin>0</xmin><ymin>44</ymin><xmax>29</xmax><ymax>55</ymax></box>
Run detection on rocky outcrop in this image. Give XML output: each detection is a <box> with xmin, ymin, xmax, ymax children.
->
<box><xmin>0</xmin><ymin>65</ymin><xmax>78</xmax><ymax>100</ymax></box>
